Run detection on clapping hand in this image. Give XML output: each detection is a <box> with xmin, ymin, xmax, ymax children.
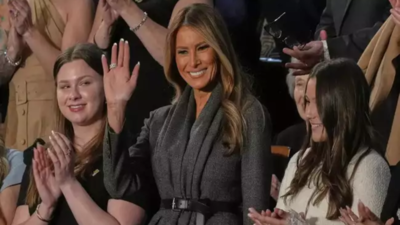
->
<box><xmin>283</xmin><ymin>30</ymin><xmax>328</xmax><ymax>76</ymax></box>
<box><xmin>271</xmin><ymin>174</ymin><xmax>281</xmax><ymax>201</ymax></box>
<box><xmin>32</xmin><ymin>144</ymin><xmax>61</xmax><ymax>210</ymax></box>
<box><xmin>100</xmin><ymin>0</ymin><xmax>119</xmax><ymax>26</ymax></box>
<box><xmin>248</xmin><ymin>207</ymin><xmax>308</xmax><ymax>225</ymax></box>
<box><xmin>47</xmin><ymin>131</ymin><xmax>76</xmax><ymax>188</ymax></box>
<box><xmin>106</xmin><ymin>0</ymin><xmax>133</xmax><ymax>14</ymax></box>
<box><xmin>8</xmin><ymin>0</ymin><xmax>33</xmax><ymax>37</ymax></box>
<box><xmin>390</xmin><ymin>0</ymin><xmax>400</xmax><ymax>26</ymax></box>
<box><xmin>339</xmin><ymin>201</ymin><xmax>394</xmax><ymax>225</ymax></box>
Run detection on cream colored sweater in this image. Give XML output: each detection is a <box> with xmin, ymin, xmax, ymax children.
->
<box><xmin>276</xmin><ymin>148</ymin><xmax>391</xmax><ymax>225</ymax></box>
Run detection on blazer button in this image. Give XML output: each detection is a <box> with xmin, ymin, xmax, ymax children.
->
<box><xmin>21</xmin><ymin>139</ymin><xmax>26</xmax><ymax>145</ymax></box>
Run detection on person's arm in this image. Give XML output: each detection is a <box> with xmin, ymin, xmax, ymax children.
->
<box><xmin>350</xmin><ymin>151</ymin><xmax>391</xmax><ymax>217</ymax></box>
<box><xmin>59</xmin><ymin>179</ymin><xmax>145</xmax><ymax>225</ymax></box>
<box><xmin>314</xmin><ymin>2</ymin><xmax>336</xmax><ymax>40</ymax></box>
<box><xmin>103</xmin><ymin>107</ymin><xmax>155</xmax><ymax>199</ymax></box>
<box><xmin>116</xmin><ymin>0</ymin><xmax>212</xmax><ymax>66</ymax></box>
<box><xmin>0</xmin><ymin>185</ymin><xmax>20</xmax><ymax>225</ymax></box>
<box><xmin>23</xmin><ymin>0</ymin><xmax>94</xmax><ymax>77</ymax></box>
<box><xmin>11</xmin><ymin>167</ymin><xmax>55</xmax><ymax>225</ymax></box>
<box><xmin>242</xmin><ymin>103</ymin><xmax>272</xmax><ymax>225</ymax></box>
<box><xmin>325</xmin><ymin>3</ymin><xmax>391</xmax><ymax>61</ymax></box>
<box><xmin>0</xmin><ymin>25</ymin><xmax>24</xmax><ymax>86</ymax></box>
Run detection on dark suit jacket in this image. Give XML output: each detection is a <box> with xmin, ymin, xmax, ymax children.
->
<box><xmin>381</xmin><ymin>162</ymin><xmax>400</xmax><ymax>224</ymax></box>
<box><xmin>315</xmin><ymin>0</ymin><xmax>391</xmax><ymax>61</ymax></box>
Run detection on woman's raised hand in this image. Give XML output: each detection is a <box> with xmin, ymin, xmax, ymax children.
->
<box><xmin>390</xmin><ymin>0</ymin><xmax>400</xmax><ymax>26</ymax></box>
<box><xmin>8</xmin><ymin>0</ymin><xmax>33</xmax><ymax>37</ymax></box>
<box><xmin>102</xmin><ymin>39</ymin><xmax>139</xmax><ymax>106</ymax></box>
<box><xmin>32</xmin><ymin>144</ymin><xmax>61</xmax><ymax>210</ymax></box>
<box><xmin>100</xmin><ymin>0</ymin><xmax>119</xmax><ymax>26</ymax></box>
<box><xmin>102</xmin><ymin>39</ymin><xmax>139</xmax><ymax>132</ymax></box>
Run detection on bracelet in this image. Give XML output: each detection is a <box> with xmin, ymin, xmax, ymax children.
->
<box><xmin>36</xmin><ymin>204</ymin><xmax>53</xmax><ymax>223</ymax></box>
<box><xmin>3</xmin><ymin>50</ymin><xmax>21</xmax><ymax>66</ymax></box>
<box><xmin>129</xmin><ymin>12</ymin><xmax>148</xmax><ymax>32</ymax></box>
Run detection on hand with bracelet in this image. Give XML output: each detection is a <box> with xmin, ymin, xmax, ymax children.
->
<box><xmin>94</xmin><ymin>0</ymin><xmax>119</xmax><ymax>50</ymax></box>
<box><xmin>32</xmin><ymin>144</ymin><xmax>61</xmax><ymax>222</ymax></box>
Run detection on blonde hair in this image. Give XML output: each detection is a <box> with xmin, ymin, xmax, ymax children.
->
<box><xmin>165</xmin><ymin>4</ymin><xmax>251</xmax><ymax>154</ymax></box>
<box><xmin>0</xmin><ymin>139</ymin><xmax>9</xmax><ymax>186</ymax></box>
<box><xmin>26</xmin><ymin>43</ymin><xmax>105</xmax><ymax>207</ymax></box>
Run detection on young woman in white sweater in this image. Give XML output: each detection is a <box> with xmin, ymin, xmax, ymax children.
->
<box><xmin>249</xmin><ymin>58</ymin><xmax>391</xmax><ymax>225</ymax></box>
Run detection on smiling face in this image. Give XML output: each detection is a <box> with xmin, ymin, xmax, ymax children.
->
<box><xmin>293</xmin><ymin>75</ymin><xmax>308</xmax><ymax>120</ymax></box>
<box><xmin>56</xmin><ymin>59</ymin><xmax>105</xmax><ymax>126</ymax></box>
<box><xmin>175</xmin><ymin>26</ymin><xmax>218</xmax><ymax>91</ymax></box>
<box><xmin>305</xmin><ymin>78</ymin><xmax>327</xmax><ymax>142</ymax></box>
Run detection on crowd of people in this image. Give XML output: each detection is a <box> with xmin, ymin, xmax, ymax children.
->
<box><xmin>0</xmin><ymin>0</ymin><xmax>399</xmax><ymax>225</ymax></box>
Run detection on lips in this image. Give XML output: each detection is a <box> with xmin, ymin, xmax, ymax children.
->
<box><xmin>68</xmin><ymin>104</ymin><xmax>85</xmax><ymax>112</ymax></box>
<box><xmin>189</xmin><ymin>69</ymin><xmax>206</xmax><ymax>77</ymax></box>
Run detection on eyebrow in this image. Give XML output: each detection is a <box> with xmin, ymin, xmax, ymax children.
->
<box><xmin>57</xmin><ymin>74</ymin><xmax>94</xmax><ymax>83</ymax></box>
<box><xmin>176</xmin><ymin>41</ymin><xmax>208</xmax><ymax>49</ymax></box>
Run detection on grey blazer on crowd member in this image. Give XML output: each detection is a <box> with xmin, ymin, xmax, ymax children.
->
<box><xmin>316</xmin><ymin>0</ymin><xmax>391</xmax><ymax>61</ymax></box>
<box><xmin>103</xmin><ymin>84</ymin><xmax>272</xmax><ymax>225</ymax></box>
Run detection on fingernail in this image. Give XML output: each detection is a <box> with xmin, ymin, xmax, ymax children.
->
<box><xmin>137</xmin><ymin>61</ymin><xmax>140</xmax><ymax>65</ymax></box>
<box><xmin>113</xmin><ymin>42</ymin><xmax>117</xmax><ymax>46</ymax></box>
<box><xmin>125</xmin><ymin>40</ymin><xmax>128</xmax><ymax>44</ymax></box>
<box><xmin>346</xmin><ymin>206</ymin><xmax>350</xmax><ymax>210</ymax></box>
<box><xmin>120</xmin><ymin>38</ymin><xmax>124</xmax><ymax>42</ymax></box>
<box><xmin>51</xmin><ymin>130</ymin><xmax>55</xmax><ymax>135</ymax></box>
<box><xmin>49</xmin><ymin>136</ymin><xmax>52</xmax><ymax>140</ymax></box>
<box><xmin>102</xmin><ymin>54</ymin><xmax>105</xmax><ymax>58</ymax></box>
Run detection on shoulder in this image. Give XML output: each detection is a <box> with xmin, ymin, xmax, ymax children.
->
<box><xmin>242</xmin><ymin>96</ymin><xmax>271</xmax><ymax>131</ymax></box>
<box><xmin>150</xmin><ymin>105</ymin><xmax>173</xmax><ymax>120</ymax></box>
<box><xmin>1</xmin><ymin>149</ymin><xmax>26</xmax><ymax>192</ymax></box>
<box><xmin>6</xmin><ymin>149</ymin><xmax>24</xmax><ymax>166</ymax></box>
<box><xmin>351</xmin><ymin>149</ymin><xmax>390</xmax><ymax>180</ymax></box>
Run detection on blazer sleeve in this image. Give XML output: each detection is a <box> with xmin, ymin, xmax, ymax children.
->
<box><xmin>350</xmin><ymin>151</ymin><xmax>391</xmax><ymax>217</ymax></box>
<box><xmin>324</xmin><ymin>5</ymin><xmax>391</xmax><ymax>61</ymax></box>
<box><xmin>241</xmin><ymin>103</ymin><xmax>272</xmax><ymax>225</ymax></box>
<box><xmin>381</xmin><ymin>162</ymin><xmax>400</xmax><ymax>223</ymax></box>
<box><xmin>103</xmin><ymin>111</ymin><xmax>156</xmax><ymax>212</ymax></box>
<box><xmin>314</xmin><ymin>3</ymin><xmax>337</xmax><ymax>40</ymax></box>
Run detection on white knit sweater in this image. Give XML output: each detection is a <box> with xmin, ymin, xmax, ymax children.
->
<box><xmin>276</xmin><ymin>148</ymin><xmax>390</xmax><ymax>225</ymax></box>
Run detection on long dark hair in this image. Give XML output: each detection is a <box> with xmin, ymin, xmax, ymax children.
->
<box><xmin>26</xmin><ymin>43</ymin><xmax>105</xmax><ymax>207</ymax></box>
<box><xmin>283</xmin><ymin>58</ymin><xmax>376</xmax><ymax>219</ymax></box>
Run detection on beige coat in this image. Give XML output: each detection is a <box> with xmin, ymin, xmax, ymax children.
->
<box><xmin>5</xmin><ymin>0</ymin><xmax>64</xmax><ymax>150</ymax></box>
<box><xmin>358</xmin><ymin>15</ymin><xmax>400</xmax><ymax>165</ymax></box>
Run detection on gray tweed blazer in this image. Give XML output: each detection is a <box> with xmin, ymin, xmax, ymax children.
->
<box><xmin>103</xmin><ymin>85</ymin><xmax>272</xmax><ymax>225</ymax></box>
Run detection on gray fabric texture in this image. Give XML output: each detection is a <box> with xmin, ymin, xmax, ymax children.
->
<box><xmin>103</xmin><ymin>84</ymin><xmax>272</xmax><ymax>225</ymax></box>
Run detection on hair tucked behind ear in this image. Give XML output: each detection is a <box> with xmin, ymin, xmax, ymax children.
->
<box><xmin>164</xmin><ymin>4</ymin><xmax>252</xmax><ymax>155</ymax></box>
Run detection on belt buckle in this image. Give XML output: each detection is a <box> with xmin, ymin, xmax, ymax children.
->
<box><xmin>172</xmin><ymin>198</ymin><xmax>189</xmax><ymax>212</ymax></box>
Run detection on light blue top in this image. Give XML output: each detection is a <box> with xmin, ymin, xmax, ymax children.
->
<box><xmin>0</xmin><ymin>149</ymin><xmax>25</xmax><ymax>191</ymax></box>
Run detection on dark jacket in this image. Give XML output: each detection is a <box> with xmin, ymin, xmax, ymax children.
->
<box><xmin>315</xmin><ymin>0</ymin><xmax>391</xmax><ymax>61</ymax></box>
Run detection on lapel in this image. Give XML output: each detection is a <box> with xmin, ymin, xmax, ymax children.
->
<box><xmin>332</xmin><ymin>0</ymin><xmax>352</xmax><ymax>35</ymax></box>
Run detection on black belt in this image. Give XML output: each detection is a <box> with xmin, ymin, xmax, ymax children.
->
<box><xmin>161</xmin><ymin>198</ymin><xmax>240</xmax><ymax>216</ymax></box>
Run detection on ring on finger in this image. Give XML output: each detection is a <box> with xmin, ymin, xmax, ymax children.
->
<box><xmin>109</xmin><ymin>63</ymin><xmax>117</xmax><ymax>69</ymax></box>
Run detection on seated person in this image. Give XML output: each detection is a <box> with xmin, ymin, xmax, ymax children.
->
<box><xmin>0</xmin><ymin>140</ymin><xmax>25</xmax><ymax>225</ymax></box>
<box><xmin>11</xmin><ymin>43</ymin><xmax>155</xmax><ymax>225</ymax></box>
<box><xmin>249</xmin><ymin>58</ymin><xmax>390</xmax><ymax>225</ymax></box>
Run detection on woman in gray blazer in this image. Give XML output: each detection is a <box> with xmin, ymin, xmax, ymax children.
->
<box><xmin>101</xmin><ymin>4</ymin><xmax>272</xmax><ymax>225</ymax></box>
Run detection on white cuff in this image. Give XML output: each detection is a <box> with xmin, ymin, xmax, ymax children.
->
<box><xmin>322</xmin><ymin>40</ymin><xmax>330</xmax><ymax>60</ymax></box>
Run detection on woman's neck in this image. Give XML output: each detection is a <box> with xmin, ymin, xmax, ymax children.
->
<box><xmin>193</xmin><ymin>89</ymin><xmax>212</xmax><ymax>118</ymax></box>
<box><xmin>72</xmin><ymin>119</ymin><xmax>103</xmax><ymax>152</ymax></box>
